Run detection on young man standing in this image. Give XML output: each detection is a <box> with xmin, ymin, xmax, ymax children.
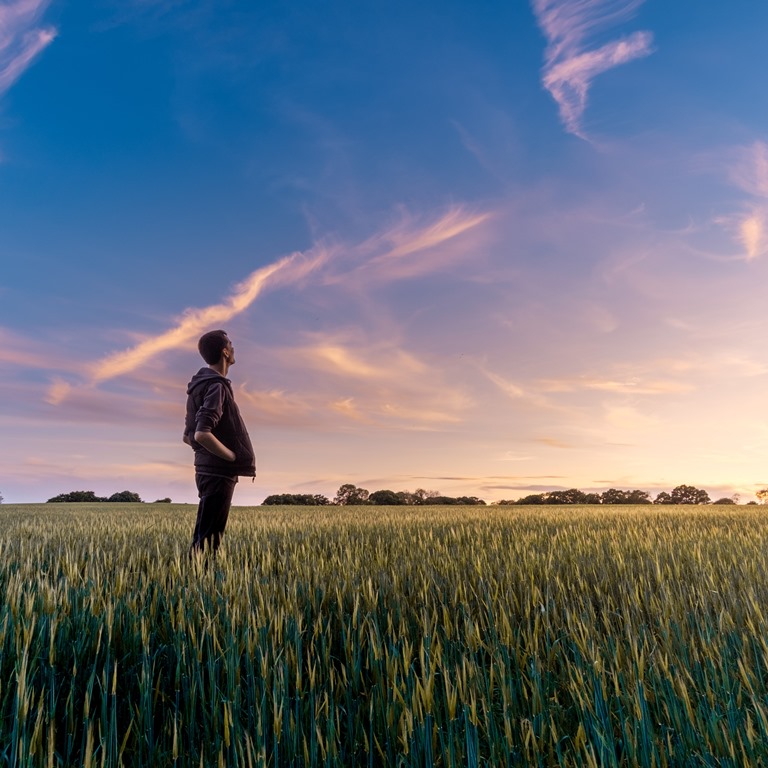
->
<box><xmin>184</xmin><ymin>330</ymin><xmax>256</xmax><ymax>556</ymax></box>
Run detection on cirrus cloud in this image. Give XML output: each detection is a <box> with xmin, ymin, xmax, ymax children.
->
<box><xmin>720</xmin><ymin>141</ymin><xmax>768</xmax><ymax>260</ymax></box>
<box><xmin>0</xmin><ymin>0</ymin><xmax>56</xmax><ymax>98</ymax></box>
<box><xmin>51</xmin><ymin>204</ymin><xmax>492</xmax><ymax>402</ymax></box>
<box><xmin>531</xmin><ymin>0</ymin><xmax>654</xmax><ymax>138</ymax></box>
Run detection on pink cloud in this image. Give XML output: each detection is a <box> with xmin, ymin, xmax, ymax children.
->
<box><xmin>328</xmin><ymin>205</ymin><xmax>494</xmax><ymax>285</ymax></box>
<box><xmin>0</xmin><ymin>1</ymin><xmax>56</xmax><ymax>97</ymax></box>
<box><xmin>88</xmin><ymin>246</ymin><xmax>332</xmax><ymax>384</ymax></box>
<box><xmin>720</xmin><ymin>142</ymin><xmax>768</xmax><ymax>260</ymax></box>
<box><xmin>727</xmin><ymin>141</ymin><xmax>768</xmax><ymax>198</ymax></box>
<box><xmin>292</xmin><ymin>337</ymin><xmax>427</xmax><ymax>381</ymax></box>
<box><xmin>81</xmin><ymin>206</ymin><xmax>491</xmax><ymax>393</ymax></box>
<box><xmin>531</xmin><ymin>0</ymin><xmax>653</xmax><ymax>137</ymax></box>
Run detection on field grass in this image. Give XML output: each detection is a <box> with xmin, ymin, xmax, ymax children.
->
<box><xmin>2</xmin><ymin>502</ymin><xmax>768</xmax><ymax>766</ymax></box>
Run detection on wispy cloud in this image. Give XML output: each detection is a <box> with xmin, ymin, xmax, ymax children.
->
<box><xmin>333</xmin><ymin>205</ymin><xmax>493</xmax><ymax>284</ymax></box>
<box><xmin>374</xmin><ymin>207</ymin><xmax>492</xmax><ymax>262</ymax></box>
<box><xmin>88</xmin><ymin>247</ymin><xmax>332</xmax><ymax>385</ymax></box>
<box><xmin>739</xmin><ymin>211</ymin><xmax>766</xmax><ymax>261</ymax></box>
<box><xmin>482</xmin><ymin>368</ymin><xmax>561</xmax><ymax>411</ymax></box>
<box><xmin>722</xmin><ymin>141</ymin><xmax>768</xmax><ymax>259</ymax></box>
<box><xmin>278</xmin><ymin>335</ymin><xmax>472</xmax><ymax>428</ymax></box>
<box><xmin>538</xmin><ymin>375</ymin><xmax>693</xmax><ymax>395</ymax></box>
<box><xmin>0</xmin><ymin>0</ymin><xmax>56</xmax><ymax>97</ymax></box>
<box><xmin>293</xmin><ymin>338</ymin><xmax>427</xmax><ymax>381</ymax></box>
<box><xmin>727</xmin><ymin>141</ymin><xmax>768</xmax><ymax>198</ymax></box>
<box><xmin>0</xmin><ymin>326</ymin><xmax>70</xmax><ymax>370</ymax></box>
<box><xmin>531</xmin><ymin>0</ymin><xmax>653</xmax><ymax>137</ymax></box>
<box><xmin>80</xmin><ymin>205</ymin><xmax>491</xmax><ymax>391</ymax></box>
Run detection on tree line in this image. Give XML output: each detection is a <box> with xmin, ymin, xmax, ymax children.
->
<box><xmin>497</xmin><ymin>485</ymin><xmax>718</xmax><ymax>505</ymax></box>
<box><xmin>45</xmin><ymin>490</ymin><xmax>172</xmax><ymax>503</ymax></box>
<box><xmin>264</xmin><ymin>484</ymin><xmax>750</xmax><ymax>506</ymax></box>
<box><xmin>262</xmin><ymin>485</ymin><xmax>485</xmax><ymax>506</ymax></box>
<box><xmin>22</xmin><ymin>483</ymin><xmax>765</xmax><ymax>506</ymax></box>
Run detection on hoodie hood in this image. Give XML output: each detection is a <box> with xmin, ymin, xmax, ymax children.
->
<box><xmin>186</xmin><ymin>367</ymin><xmax>230</xmax><ymax>396</ymax></box>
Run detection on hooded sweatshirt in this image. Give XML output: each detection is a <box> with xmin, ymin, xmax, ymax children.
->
<box><xmin>184</xmin><ymin>367</ymin><xmax>256</xmax><ymax>478</ymax></box>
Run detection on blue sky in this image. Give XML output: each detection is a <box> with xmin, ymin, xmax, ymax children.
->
<box><xmin>3</xmin><ymin>0</ymin><xmax>768</xmax><ymax>504</ymax></box>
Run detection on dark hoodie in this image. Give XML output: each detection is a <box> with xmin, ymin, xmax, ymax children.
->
<box><xmin>184</xmin><ymin>368</ymin><xmax>256</xmax><ymax>478</ymax></box>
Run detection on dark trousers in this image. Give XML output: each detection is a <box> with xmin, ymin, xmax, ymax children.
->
<box><xmin>190</xmin><ymin>473</ymin><xmax>237</xmax><ymax>555</ymax></box>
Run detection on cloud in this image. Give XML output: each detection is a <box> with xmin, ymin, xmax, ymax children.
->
<box><xmin>45</xmin><ymin>377</ymin><xmax>71</xmax><ymax>405</ymax></box>
<box><xmin>294</xmin><ymin>338</ymin><xmax>427</xmax><ymax>381</ymax></box>
<box><xmin>0</xmin><ymin>326</ymin><xmax>70</xmax><ymax>370</ymax></box>
<box><xmin>498</xmin><ymin>451</ymin><xmax>534</xmax><ymax>462</ymax></box>
<box><xmin>538</xmin><ymin>375</ymin><xmax>693</xmax><ymax>395</ymax></box>
<box><xmin>533</xmin><ymin>437</ymin><xmax>575</xmax><ymax>449</ymax></box>
<box><xmin>80</xmin><ymin>205</ymin><xmax>492</xmax><ymax>392</ymax></box>
<box><xmin>88</xmin><ymin>246</ymin><xmax>332</xmax><ymax>384</ymax></box>
<box><xmin>739</xmin><ymin>212</ymin><xmax>766</xmax><ymax>261</ymax></box>
<box><xmin>482</xmin><ymin>368</ymin><xmax>562</xmax><ymax>411</ymax></box>
<box><xmin>721</xmin><ymin>142</ymin><xmax>768</xmax><ymax>259</ymax></box>
<box><xmin>727</xmin><ymin>141</ymin><xmax>768</xmax><ymax>198</ymax></box>
<box><xmin>531</xmin><ymin>0</ymin><xmax>653</xmax><ymax>137</ymax></box>
<box><xmin>0</xmin><ymin>1</ymin><xmax>56</xmax><ymax>98</ymax></box>
<box><xmin>278</xmin><ymin>336</ymin><xmax>473</xmax><ymax>428</ymax></box>
<box><xmin>374</xmin><ymin>207</ymin><xmax>493</xmax><ymax>262</ymax></box>
<box><xmin>332</xmin><ymin>205</ymin><xmax>494</xmax><ymax>284</ymax></box>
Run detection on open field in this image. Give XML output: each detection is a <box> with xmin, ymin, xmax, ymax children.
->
<box><xmin>3</xmin><ymin>503</ymin><xmax>768</xmax><ymax>766</ymax></box>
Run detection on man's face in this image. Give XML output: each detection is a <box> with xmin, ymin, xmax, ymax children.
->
<box><xmin>224</xmin><ymin>338</ymin><xmax>235</xmax><ymax>366</ymax></box>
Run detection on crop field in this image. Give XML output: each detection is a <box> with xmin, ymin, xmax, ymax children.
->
<box><xmin>2</xmin><ymin>503</ymin><xmax>768</xmax><ymax>767</ymax></box>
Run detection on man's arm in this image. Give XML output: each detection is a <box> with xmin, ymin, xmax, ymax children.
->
<box><xmin>194</xmin><ymin>431</ymin><xmax>236</xmax><ymax>462</ymax></box>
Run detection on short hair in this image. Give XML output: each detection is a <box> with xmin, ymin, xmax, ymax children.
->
<box><xmin>198</xmin><ymin>330</ymin><xmax>229</xmax><ymax>365</ymax></box>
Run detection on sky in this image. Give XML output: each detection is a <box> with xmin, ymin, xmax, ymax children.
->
<box><xmin>3</xmin><ymin>0</ymin><xmax>768</xmax><ymax>505</ymax></box>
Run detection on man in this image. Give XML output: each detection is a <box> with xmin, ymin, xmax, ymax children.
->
<box><xmin>184</xmin><ymin>330</ymin><xmax>256</xmax><ymax>556</ymax></box>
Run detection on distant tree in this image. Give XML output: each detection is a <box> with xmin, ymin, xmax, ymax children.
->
<box><xmin>108</xmin><ymin>491</ymin><xmax>143</xmax><ymax>503</ymax></box>
<box><xmin>47</xmin><ymin>490</ymin><xmax>106</xmax><ymax>503</ymax></box>
<box><xmin>0</xmin><ymin>491</ymin><xmax>3</xmax><ymax>504</ymax></box>
<box><xmin>546</xmin><ymin>489</ymin><xmax>589</xmax><ymax>505</ymax></box>
<box><xmin>262</xmin><ymin>494</ymin><xmax>330</xmax><ymax>506</ymax></box>
<box><xmin>513</xmin><ymin>493</ymin><xmax>548</xmax><ymax>505</ymax></box>
<box><xmin>654</xmin><ymin>492</ymin><xmax>673</xmax><ymax>505</ymax></box>
<box><xmin>333</xmin><ymin>484</ymin><xmax>370</xmax><ymax>505</ymax></box>
<box><xmin>583</xmin><ymin>493</ymin><xmax>602</xmax><ymax>504</ymax></box>
<box><xmin>391</xmin><ymin>488</ymin><xmax>440</xmax><ymax>504</ymax></box>
<box><xmin>601</xmin><ymin>488</ymin><xmax>628</xmax><ymax>504</ymax></box>
<box><xmin>711</xmin><ymin>497</ymin><xmax>736</xmax><ymax>505</ymax></box>
<box><xmin>369</xmin><ymin>490</ymin><xmax>405</xmax><ymax>505</ymax></box>
<box><xmin>747</xmin><ymin>501</ymin><xmax>759</xmax><ymax>505</ymax></box>
<box><xmin>154</xmin><ymin>498</ymin><xmax>172</xmax><ymax>503</ymax></box>
<box><xmin>669</xmin><ymin>485</ymin><xmax>710</xmax><ymax>505</ymax></box>
<box><xmin>601</xmin><ymin>489</ymin><xmax>651</xmax><ymax>505</ymax></box>
<box><xmin>756</xmin><ymin>489</ymin><xmax>768</xmax><ymax>505</ymax></box>
<box><xmin>427</xmin><ymin>495</ymin><xmax>485</xmax><ymax>506</ymax></box>
<box><xmin>456</xmin><ymin>496</ymin><xmax>486</xmax><ymax>505</ymax></box>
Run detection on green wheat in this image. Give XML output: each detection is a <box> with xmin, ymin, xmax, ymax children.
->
<box><xmin>2</xmin><ymin>503</ymin><xmax>768</xmax><ymax>766</ymax></box>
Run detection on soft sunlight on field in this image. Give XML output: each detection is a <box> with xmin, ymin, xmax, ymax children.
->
<box><xmin>3</xmin><ymin>503</ymin><xmax>768</xmax><ymax>765</ymax></box>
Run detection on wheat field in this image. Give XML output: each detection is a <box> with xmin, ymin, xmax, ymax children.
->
<box><xmin>2</xmin><ymin>502</ymin><xmax>768</xmax><ymax>766</ymax></box>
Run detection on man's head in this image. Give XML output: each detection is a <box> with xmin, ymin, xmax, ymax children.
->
<box><xmin>198</xmin><ymin>330</ymin><xmax>235</xmax><ymax>366</ymax></box>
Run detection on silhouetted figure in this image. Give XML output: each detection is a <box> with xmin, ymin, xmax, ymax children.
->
<box><xmin>183</xmin><ymin>330</ymin><xmax>255</xmax><ymax>558</ymax></box>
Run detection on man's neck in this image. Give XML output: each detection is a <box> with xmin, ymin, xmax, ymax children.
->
<box><xmin>209</xmin><ymin>360</ymin><xmax>230</xmax><ymax>377</ymax></box>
